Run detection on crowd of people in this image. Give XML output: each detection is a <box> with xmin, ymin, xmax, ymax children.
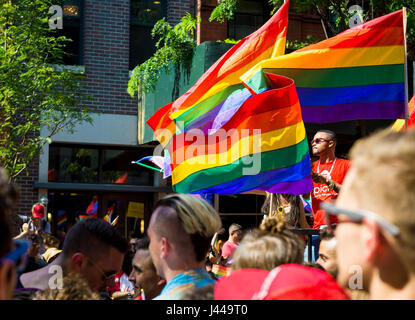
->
<box><xmin>1</xmin><ymin>127</ymin><xmax>415</xmax><ymax>300</ymax></box>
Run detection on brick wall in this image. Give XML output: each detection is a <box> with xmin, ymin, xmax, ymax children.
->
<box><xmin>83</xmin><ymin>0</ymin><xmax>137</xmax><ymax>115</ymax></box>
<box><xmin>197</xmin><ymin>0</ymin><xmax>227</xmax><ymax>44</ymax></box>
<box><xmin>287</xmin><ymin>12</ymin><xmax>326</xmax><ymax>43</ymax></box>
<box><xmin>196</xmin><ymin>0</ymin><xmax>325</xmax><ymax>44</ymax></box>
<box><xmin>14</xmin><ymin>156</ymin><xmax>39</xmax><ymax>220</ymax></box>
<box><xmin>167</xmin><ymin>0</ymin><xmax>193</xmax><ymax>25</ymax></box>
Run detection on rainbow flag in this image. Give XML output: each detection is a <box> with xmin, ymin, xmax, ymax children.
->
<box><xmin>103</xmin><ymin>205</ymin><xmax>119</xmax><ymax>226</ymax></box>
<box><xmin>147</xmin><ymin>1</ymin><xmax>289</xmax><ymax>143</ymax></box>
<box><xmin>392</xmin><ymin>95</ymin><xmax>415</xmax><ymax>131</ymax></box>
<box><xmin>85</xmin><ymin>196</ymin><xmax>98</xmax><ymax>218</ymax></box>
<box><xmin>103</xmin><ymin>205</ymin><xmax>113</xmax><ymax>223</ymax></box>
<box><xmin>170</xmin><ymin>1</ymin><xmax>289</xmax><ymax>131</ymax></box>
<box><xmin>241</xmin><ymin>9</ymin><xmax>407</xmax><ymax>123</ymax></box>
<box><xmin>147</xmin><ymin>2</ymin><xmax>290</xmax><ymax>181</ymax></box>
<box><xmin>57</xmin><ymin>210</ymin><xmax>67</xmax><ymax>229</ymax></box>
<box><xmin>169</xmin><ymin>72</ymin><xmax>312</xmax><ymax>195</ymax></box>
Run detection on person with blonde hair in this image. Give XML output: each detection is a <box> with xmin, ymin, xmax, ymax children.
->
<box><xmin>32</xmin><ymin>272</ymin><xmax>101</xmax><ymax>300</ymax></box>
<box><xmin>232</xmin><ymin>216</ymin><xmax>305</xmax><ymax>271</ymax></box>
<box><xmin>324</xmin><ymin>128</ymin><xmax>415</xmax><ymax>299</ymax></box>
<box><xmin>147</xmin><ymin>193</ymin><xmax>222</xmax><ymax>300</ymax></box>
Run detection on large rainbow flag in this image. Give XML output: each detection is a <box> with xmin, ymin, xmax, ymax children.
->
<box><xmin>147</xmin><ymin>1</ymin><xmax>289</xmax><ymax>143</ymax></box>
<box><xmin>241</xmin><ymin>9</ymin><xmax>407</xmax><ymax>123</ymax></box>
<box><xmin>169</xmin><ymin>72</ymin><xmax>312</xmax><ymax>195</ymax></box>
<box><xmin>147</xmin><ymin>2</ymin><xmax>290</xmax><ymax>182</ymax></box>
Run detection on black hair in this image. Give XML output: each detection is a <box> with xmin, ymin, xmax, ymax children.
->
<box><xmin>62</xmin><ymin>218</ymin><xmax>129</xmax><ymax>259</ymax></box>
<box><xmin>134</xmin><ymin>236</ymin><xmax>150</xmax><ymax>251</ymax></box>
<box><xmin>316</xmin><ymin>129</ymin><xmax>337</xmax><ymax>142</ymax></box>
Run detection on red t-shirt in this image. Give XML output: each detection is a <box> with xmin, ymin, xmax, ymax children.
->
<box><xmin>312</xmin><ymin>158</ymin><xmax>351</xmax><ymax>229</ymax></box>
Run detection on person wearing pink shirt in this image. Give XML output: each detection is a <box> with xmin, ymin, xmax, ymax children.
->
<box><xmin>221</xmin><ymin>224</ymin><xmax>243</xmax><ymax>260</ymax></box>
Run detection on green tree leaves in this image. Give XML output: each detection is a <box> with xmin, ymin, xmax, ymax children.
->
<box><xmin>128</xmin><ymin>13</ymin><xmax>199</xmax><ymax>97</ymax></box>
<box><xmin>0</xmin><ymin>0</ymin><xmax>92</xmax><ymax>181</ymax></box>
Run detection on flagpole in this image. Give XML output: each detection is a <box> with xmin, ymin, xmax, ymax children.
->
<box><xmin>131</xmin><ymin>161</ymin><xmax>163</xmax><ymax>172</ymax></box>
<box><xmin>403</xmin><ymin>7</ymin><xmax>409</xmax><ymax>129</ymax></box>
<box><xmin>269</xmin><ymin>193</ymin><xmax>274</xmax><ymax>217</ymax></box>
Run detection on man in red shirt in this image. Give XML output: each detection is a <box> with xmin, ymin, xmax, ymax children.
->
<box><xmin>311</xmin><ymin>130</ymin><xmax>351</xmax><ymax>229</ymax></box>
<box><xmin>307</xmin><ymin>130</ymin><xmax>351</xmax><ymax>261</ymax></box>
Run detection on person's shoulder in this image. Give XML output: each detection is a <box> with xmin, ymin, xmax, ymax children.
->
<box><xmin>222</xmin><ymin>240</ymin><xmax>232</xmax><ymax>247</ymax></box>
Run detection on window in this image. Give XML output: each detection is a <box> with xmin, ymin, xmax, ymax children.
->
<box><xmin>53</xmin><ymin>0</ymin><xmax>83</xmax><ymax>65</ymax></box>
<box><xmin>48</xmin><ymin>144</ymin><xmax>154</xmax><ymax>186</ymax></box>
<box><xmin>129</xmin><ymin>0</ymin><xmax>167</xmax><ymax>70</ymax></box>
<box><xmin>228</xmin><ymin>0</ymin><xmax>269</xmax><ymax>40</ymax></box>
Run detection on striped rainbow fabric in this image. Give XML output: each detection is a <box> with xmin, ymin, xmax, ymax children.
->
<box><xmin>147</xmin><ymin>1</ymin><xmax>289</xmax><ymax>142</ymax></box>
<box><xmin>169</xmin><ymin>72</ymin><xmax>313</xmax><ymax>195</ymax></box>
<box><xmin>392</xmin><ymin>95</ymin><xmax>415</xmax><ymax>131</ymax></box>
<box><xmin>241</xmin><ymin>9</ymin><xmax>407</xmax><ymax>123</ymax></box>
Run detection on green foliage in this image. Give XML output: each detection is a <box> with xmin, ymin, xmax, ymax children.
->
<box><xmin>217</xmin><ymin>38</ymin><xmax>240</xmax><ymax>44</ymax></box>
<box><xmin>209</xmin><ymin>0</ymin><xmax>238</xmax><ymax>23</ymax></box>
<box><xmin>273</xmin><ymin>0</ymin><xmax>414</xmax><ymax>59</ymax></box>
<box><xmin>286</xmin><ymin>35</ymin><xmax>316</xmax><ymax>50</ymax></box>
<box><xmin>0</xmin><ymin>0</ymin><xmax>93</xmax><ymax>182</ymax></box>
<box><xmin>211</xmin><ymin>0</ymin><xmax>414</xmax><ymax>59</ymax></box>
<box><xmin>128</xmin><ymin>13</ymin><xmax>199</xmax><ymax>97</ymax></box>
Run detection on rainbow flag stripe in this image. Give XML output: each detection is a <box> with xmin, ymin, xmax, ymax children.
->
<box><xmin>170</xmin><ymin>73</ymin><xmax>312</xmax><ymax>195</ymax></box>
<box><xmin>212</xmin><ymin>264</ymin><xmax>231</xmax><ymax>278</ymax></box>
<box><xmin>57</xmin><ymin>217</ymin><xmax>67</xmax><ymax>229</ymax></box>
<box><xmin>241</xmin><ymin>10</ymin><xmax>406</xmax><ymax>123</ymax></box>
<box><xmin>147</xmin><ymin>102</ymin><xmax>176</xmax><ymax>148</ymax></box>
<box><xmin>392</xmin><ymin>95</ymin><xmax>415</xmax><ymax>131</ymax></box>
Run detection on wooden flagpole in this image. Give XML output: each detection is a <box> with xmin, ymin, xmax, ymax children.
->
<box><xmin>403</xmin><ymin>7</ymin><xmax>409</xmax><ymax>129</ymax></box>
<box><xmin>269</xmin><ymin>193</ymin><xmax>274</xmax><ymax>217</ymax></box>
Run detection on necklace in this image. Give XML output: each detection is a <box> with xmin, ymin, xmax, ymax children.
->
<box><xmin>317</xmin><ymin>157</ymin><xmax>337</xmax><ymax>178</ymax></box>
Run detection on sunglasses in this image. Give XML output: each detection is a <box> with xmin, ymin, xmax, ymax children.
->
<box><xmin>320</xmin><ymin>202</ymin><xmax>400</xmax><ymax>237</ymax></box>
<box><xmin>311</xmin><ymin>138</ymin><xmax>331</xmax><ymax>144</ymax></box>
<box><xmin>0</xmin><ymin>240</ymin><xmax>29</xmax><ymax>273</ymax></box>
